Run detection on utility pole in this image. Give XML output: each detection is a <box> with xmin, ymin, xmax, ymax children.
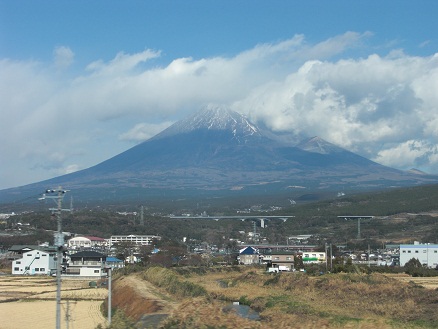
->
<box><xmin>330</xmin><ymin>243</ymin><xmax>333</xmax><ymax>271</ymax></box>
<box><xmin>140</xmin><ymin>205</ymin><xmax>144</xmax><ymax>226</ymax></box>
<box><xmin>108</xmin><ymin>267</ymin><xmax>112</xmax><ymax>326</ymax></box>
<box><xmin>368</xmin><ymin>244</ymin><xmax>371</xmax><ymax>268</ymax></box>
<box><xmin>357</xmin><ymin>218</ymin><xmax>361</xmax><ymax>239</ymax></box>
<box><xmin>40</xmin><ymin>187</ymin><xmax>70</xmax><ymax>329</ymax></box>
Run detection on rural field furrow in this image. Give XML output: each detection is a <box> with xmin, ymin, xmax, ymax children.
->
<box><xmin>0</xmin><ymin>277</ymin><xmax>107</xmax><ymax>329</ymax></box>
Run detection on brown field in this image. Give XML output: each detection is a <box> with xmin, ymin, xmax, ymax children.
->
<box><xmin>384</xmin><ymin>273</ymin><xmax>438</xmax><ymax>290</ymax></box>
<box><xmin>0</xmin><ymin>276</ymin><xmax>107</xmax><ymax>329</ymax></box>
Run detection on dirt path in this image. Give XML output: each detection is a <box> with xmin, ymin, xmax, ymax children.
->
<box><xmin>113</xmin><ymin>274</ymin><xmax>180</xmax><ymax>328</ymax></box>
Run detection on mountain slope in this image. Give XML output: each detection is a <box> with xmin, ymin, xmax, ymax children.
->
<box><xmin>1</xmin><ymin>107</ymin><xmax>438</xmax><ymax>204</ymax></box>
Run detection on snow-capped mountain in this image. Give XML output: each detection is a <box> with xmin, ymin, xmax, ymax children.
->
<box><xmin>297</xmin><ymin>136</ymin><xmax>345</xmax><ymax>154</ymax></box>
<box><xmin>152</xmin><ymin>106</ymin><xmax>262</xmax><ymax>142</ymax></box>
<box><xmin>1</xmin><ymin>107</ymin><xmax>438</xmax><ymax>204</ymax></box>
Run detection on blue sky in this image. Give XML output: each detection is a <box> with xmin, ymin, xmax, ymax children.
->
<box><xmin>1</xmin><ymin>1</ymin><xmax>438</xmax><ymax>189</ymax></box>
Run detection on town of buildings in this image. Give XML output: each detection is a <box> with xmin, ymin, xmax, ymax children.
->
<box><xmin>8</xmin><ymin>237</ymin><xmax>438</xmax><ymax>277</ymax></box>
<box><xmin>9</xmin><ymin>234</ymin><xmax>161</xmax><ymax>279</ymax></box>
<box><xmin>3</xmin><ymin>210</ymin><xmax>438</xmax><ymax>277</ymax></box>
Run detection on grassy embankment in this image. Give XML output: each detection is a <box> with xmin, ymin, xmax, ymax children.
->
<box><xmin>109</xmin><ymin>266</ymin><xmax>438</xmax><ymax>329</ymax></box>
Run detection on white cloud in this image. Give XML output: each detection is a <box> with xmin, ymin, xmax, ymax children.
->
<box><xmin>1</xmin><ymin>34</ymin><xmax>438</xmax><ymax>189</ymax></box>
<box><xmin>63</xmin><ymin>164</ymin><xmax>80</xmax><ymax>175</ymax></box>
<box><xmin>238</xmin><ymin>51</ymin><xmax>438</xmax><ymax>172</ymax></box>
<box><xmin>119</xmin><ymin>121</ymin><xmax>174</xmax><ymax>142</ymax></box>
<box><xmin>53</xmin><ymin>46</ymin><xmax>74</xmax><ymax>69</ymax></box>
<box><xmin>373</xmin><ymin>140</ymin><xmax>438</xmax><ymax>170</ymax></box>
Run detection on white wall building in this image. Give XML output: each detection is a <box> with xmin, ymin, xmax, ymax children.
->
<box><xmin>110</xmin><ymin>234</ymin><xmax>160</xmax><ymax>246</ymax></box>
<box><xmin>400</xmin><ymin>243</ymin><xmax>438</xmax><ymax>268</ymax></box>
<box><xmin>65</xmin><ymin>251</ymin><xmax>106</xmax><ymax>277</ymax></box>
<box><xmin>67</xmin><ymin>236</ymin><xmax>107</xmax><ymax>249</ymax></box>
<box><xmin>12</xmin><ymin>249</ymin><xmax>56</xmax><ymax>275</ymax></box>
<box><xmin>302</xmin><ymin>251</ymin><xmax>326</xmax><ymax>264</ymax></box>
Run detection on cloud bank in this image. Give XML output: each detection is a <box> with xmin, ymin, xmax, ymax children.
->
<box><xmin>1</xmin><ymin>32</ymin><xmax>438</xmax><ymax>189</ymax></box>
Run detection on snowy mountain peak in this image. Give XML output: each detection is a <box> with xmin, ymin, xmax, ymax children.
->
<box><xmin>153</xmin><ymin>106</ymin><xmax>261</xmax><ymax>141</ymax></box>
<box><xmin>297</xmin><ymin>136</ymin><xmax>344</xmax><ymax>154</ymax></box>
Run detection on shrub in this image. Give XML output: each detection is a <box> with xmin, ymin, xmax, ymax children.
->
<box><xmin>141</xmin><ymin>266</ymin><xmax>207</xmax><ymax>298</ymax></box>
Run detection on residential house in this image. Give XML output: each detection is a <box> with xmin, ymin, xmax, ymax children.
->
<box><xmin>8</xmin><ymin>245</ymin><xmax>55</xmax><ymax>260</ymax></box>
<box><xmin>270</xmin><ymin>251</ymin><xmax>295</xmax><ymax>271</ymax></box>
<box><xmin>105</xmin><ymin>256</ymin><xmax>124</xmax><ymax>269</ymax></box>
<box><xmin>12</xmin><ymin>248</ymin><xmax>57</xmax><ymax>275</ymax></box>
<box><xmin>238</xmin><ymin>246</ymin><xmax>259</xmax><ymax>265</ymax></box>
<box><xmin>65</xmin><ymin>251</ymin><xmax>107</xmax><ymax>277</ymax></box>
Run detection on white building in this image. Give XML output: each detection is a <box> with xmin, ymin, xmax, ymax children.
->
<box><xmin>302</xmin><ymin>251</ymin><xmax>326</xmax><ymax>264</ymax></box>
<box><xmin>12</xmin><ymin>249</ymin><xmax>56</xmax><ymax>275</ymax></box>
<box><xmin>400</xmin><ymin>243</ymin><xmax>438</xmax><ymax>268</ymax></box>
<box><xmin>110</xmin><ymin>234</ymin><xmax>160</xmax><ymax>246</ymax></box>
<box><xmin>65</xmin><ymin>251</ymin><xmax>106</xmax><ymax>277</ymax></box>
<box><xmin>67</xmin><ymin>236</ymin><xmax>107</xmax><ymax>249</ymax></box>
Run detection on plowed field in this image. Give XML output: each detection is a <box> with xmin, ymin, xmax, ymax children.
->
<box><xmin>0</xmin><ymin>276</ymin><xmax>107</xmax><ymax>329</ymax></box>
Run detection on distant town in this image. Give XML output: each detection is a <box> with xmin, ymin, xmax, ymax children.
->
<box><xmin>2</xmin><ymin>206</ymin><xmax>438</xmax><ymax>278</ymax></box>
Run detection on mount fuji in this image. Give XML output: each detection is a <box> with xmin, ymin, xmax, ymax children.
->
<box><xmin>2</xmin><ymin>107</ymin><xmax>438</xmax><ymax>205</ymax></box>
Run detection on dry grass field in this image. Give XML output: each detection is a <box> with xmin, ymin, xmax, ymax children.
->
<box><xmin>104</xmin><ymin>267</ymin><xmax>438</xmax><ymax>329</ymax></box>
<box><xmin>115</xmin><ymin>266</ymin><xmax>438</xmax><ymax>329</ymax></box>
<box><xmin>0</xmin><ymin>276</ymin><xmax>107</xmax><ymax>329</ymax></box>
<box><xmin>7</xmin><ymin>268</ymin><xmax>436</xmax><ymax>329</ymax></box>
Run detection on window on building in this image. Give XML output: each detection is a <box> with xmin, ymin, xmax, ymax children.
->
<box><xmin>435</xmin><ymin>251</ymin><xmax>437</xmax><ymax>253</ymax></box>
<box><xmin>35</xmin><ymin>268</ymin><xmax>39</xmax><ymax>271</ymax></box>
<box><xmin>25</xmin><ymin>266</ymin><xmax>30</xmax><ymax>270</ymax></box>
<box><xmin>402</xmin><ymin>250</ymin><xmax>406</xmax><ymax>253</ymax></box>
<box><xmin>423</xmin><ymin>250</ymin><xmax>427</xmax><ymax>253</ymax></box>
<box><xmin>94</xmin><ymin>270</ymin><xmax>100</xmax><ymax>273</ymax></box>
<box><xmin>415</xmin><ymin>250</ymin><xmax>419</xmax><ymax>253</ymax></box>
<box><xmin>286</xmin><ymin>257</ymin><xmax>291</xmax><ymax>260</ymax></box>
<box><xmin>274</xmin><ymin>257</ymin><xmax>279</xmax><ymax>260</ymax></box>
<box><xmin>408</xmin><ymin>251</ymin><xmax>411</xmax><ymax>253</ymax></box>
<box><xmin>40</xmin><ymin>268</ymin><xmax>45</xmax><ymax>271</ymax></box>
<box><xmin>14</xmin><ymin>267</ymin><xmax>19</xmax><ymax>271</ymax></box>
<box><xmin>42</xmin><ymin>254</ymin><xmax>47</xmax><ymax>257</ymax></box>
<box><xmin>16</xmin><ymin>261</ymin><xmax>21</xmax><ymax>264</ymax></box>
